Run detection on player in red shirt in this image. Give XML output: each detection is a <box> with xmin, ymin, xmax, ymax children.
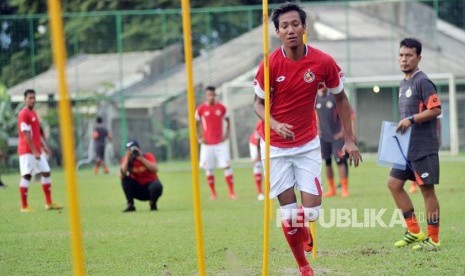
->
<box><xmin>17</xmin><ymin>89</ymin><xmax>62</xmax><ymax>212</ymax></box>
<box><xmin>120</xmin><ymin>140</ymin><xmax>163</xmax><ymax>212</ymax></box>
<box><xmin>249</xmin><ymin>121</ymin><xmax>264</xmax><ymax>200</ymax></box>
<box><xmin>253</xmin><ymin>3</ymin><xmax>361</xmax><ymax>275</ymax></box>
<box><xmin>195</xmin><ymin>86</ymin><xmax>235</xmax><ymax>200</ymax></box>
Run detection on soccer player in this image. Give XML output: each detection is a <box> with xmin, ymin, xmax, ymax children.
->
<box><xmin>249</xmin><ymin>121</ymin><xmax>264</xmax><ymax>200</ymax></box>
<box><xmin>252</xmin><ymin>3</ymin><xmax>361</xmax><ymax>275</ymax></box>
<box><xmin>315</xmin><ymin>83</ymin><xmax>355</xmax><ymax>198</ymax></box>
<box><xmin>195</xmin><ymin>86</ymin><xmax>236</xmax><ymax>200</ymax></box>
<box><xmin>93</xmin><ymin>116</ymin><xmax>112</xmax><ymax>174</ymax></box>
<box><xmin>389</xmin><ymin>38</ymin><xmax>442</xmax><ymax>251</ymax></box>
<box><xmin>17</xmin><ymin>89</ymin><xmax>62</xmax><ymax>212</ymax></box>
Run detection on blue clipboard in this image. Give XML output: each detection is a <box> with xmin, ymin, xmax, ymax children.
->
<box><xmin>377</xmin><ymin>121</ymin><xmax>411</xmax><ymax>170</ymax></box>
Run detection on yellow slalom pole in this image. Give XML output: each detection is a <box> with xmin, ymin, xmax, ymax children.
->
<box><xmin>47</xmin><ymin>1</ymin><xmax>85</xmax><ymax>275</ymax></box>
<box><xmin>303</xmin><ymin>31</ymin><xmax>317</xmax><ymax>260</ymax></box>
<box><xmin>262</xmin><ymin>1</ymin><xmax>271</xmax><ymax>275</ymax></box>
<box><xmin>181</xmin><ymin>0</ymin><xmax>206</xmax><ymax>275</ymax></box>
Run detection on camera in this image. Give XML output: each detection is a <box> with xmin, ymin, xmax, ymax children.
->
<box><xmin>130</xmin><ymin>146</ymin><xmax>140</xmax><ymax>158</ymax></box>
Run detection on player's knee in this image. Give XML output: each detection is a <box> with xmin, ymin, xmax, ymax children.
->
<box><xmin>224</xmin><ymin>167</ymin><xmax>233</xmax><ymax>176</ymax></box>
<box><xmin>23</xmin><ymin>174</ymin><xmax>32</xmax><ymax>181</ymax></box>
<box><xmin>280</xmin><ymin>202</ymin><xmax>298</xmax><ymax>221</ymax></box>
<box><xmin>303</xmin><ymin>205</ymin><xmax>321</xmax><ymax>222</ymax></box>
<box><xmin>206</xmin><ymin>169</ymin><xmax>214</xmax><ymax>176</ymax></box>
<box><xmin>325</xmin><ymin>158</ymin><xmax>332</xmax><ymax>166</ymax></box>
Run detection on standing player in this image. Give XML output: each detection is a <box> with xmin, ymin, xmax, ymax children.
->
<box><xmin>249</xmin><ymin>121</ymin><xmax>264</xmax><ymax>200</ymax></box>
<box><xmin>93</xmin><ymin>116</ymin><xmax>112</xmax><ymax>174</ymax></box>
<box><xmin>388</xmin><ymin>38</ymin><xmax>442</xmax><ymax>251</ymax></box>
<box><xmin>17</xmin><ymin>89</ymin><xmax>62</xmax><ymax>212</ymax></box>
<box><xmin>315</xmin><ymin>83</ymin><xmax>355</xmax><ymax>198</ymax></box>
<box><xmin>253</xmin><ymin>3</ymin><xmax>361</xmax><ymax>275</ymax></box>
<box><xmin>195</xmin><ymin>86</ymin><xmax>236</xmax><ymax>200</ymax></box>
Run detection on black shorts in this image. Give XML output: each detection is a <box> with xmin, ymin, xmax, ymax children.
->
<box><xmin>94</xmin><ymin>144</ymin><xmax>105</xmax><ymax>160</ymax></box>
<box><xmin>320</xmin><ymin>138</ymin><xmax>346</xmax><ymax>162</ymax></box>
<box><xmin>390</xmin><ymin>153</ymin><xmax>439</xmax><ymax>185</ymax></box>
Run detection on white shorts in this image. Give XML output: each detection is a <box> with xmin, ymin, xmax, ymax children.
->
<box><xmin>249</xmin><ymin>143</ymin><xmax>259</xmax><ymax>161</ymax></box>
<box><xmin>260</xmin><ymin>137</ymin><xmax>323</xmax><ymax>198</ymax></box>
<box><xmin>19</xmin><ymin>154</ymin><xmax>51</xmax><ymax>176</ymax></box>
<box><xmin>199</xmin><ymin>141</ymin><xmax>231</xmax><ymax>170</ymax></box>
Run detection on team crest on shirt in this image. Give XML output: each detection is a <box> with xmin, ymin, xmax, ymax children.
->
<box><xmin>205</xmin><ymin>111</ymin><xmax>210</xmax><ymax>116</ymax></box>
<box><xmin>215</xmin><ymin>109</ymin><xmax>222</xmax><ymax>116</ymax></box>
<box><xmin>316</xmin><ymin>103</ymin><xmax>321</xmax><ymax>109</ymax></box>
<box><xmin>303</xmin><ymin>70</ymin><xmax>315</xmax><ymax>83</ymax></box>
<box><xmin>326</xmin><ymin>101</ymin><xmax>333</xmax><ymax>109</ymax></box>
<box><xmin>32</xmin><ymin>117</ymin><xmax>36</xmax><ymax>122</ymax></box>
<box><xmin>406</xmin><ymin>87</ymin><xmax>412</xmax><ymax>98</ymax></box>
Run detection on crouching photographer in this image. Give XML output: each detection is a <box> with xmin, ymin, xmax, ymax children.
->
<box><xmin>120</xmin><ymin>140</ymin><xmax>163</xmax><ymax>212</ymax></box>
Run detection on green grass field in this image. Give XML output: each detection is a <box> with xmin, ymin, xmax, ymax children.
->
<box><xmin>1</xmin><ymin>156</ymin><xmax>464</xmax><ymax>275</ymax></box>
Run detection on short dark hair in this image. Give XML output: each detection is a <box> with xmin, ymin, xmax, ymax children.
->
<box><xmin>205</xmin><ymin>86</ymin><xmax>216</xmax><ymax>92</ymax></box>
<box><xmin>24</xmin><ymin>89</ymin><xmax>36</xmax><ymax>98</ymax></box>
<box><xmin>96</xmin><ymin>116</ymin><xmax>103</xmax><ymax>123</ymax></box>
<box><xmin>271</xmin><ymin>2</ymin><xmax>306</xmax><ymax>30</ymax></box>
<box><xmin>400</xmin><ymin>38</ymin><xmax>422</xmax><ymax>56</ymax></box>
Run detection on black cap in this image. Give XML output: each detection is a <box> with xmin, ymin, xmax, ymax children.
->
<box><xmin>126</xmin><ymin>140</ymin><xmax>139</xmax><ymax>149</ymax></box>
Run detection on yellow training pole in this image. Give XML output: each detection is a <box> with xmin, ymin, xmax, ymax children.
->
<box><xmin>303</xmin><ymin>32</ymin><xmax>317</xmax><ymax>261</ymax></box>
<box><xmin>181</xmin><ymin>0</ymin><xmax>206</xmax><ymax>275</ymax></box>
<box><xmin>262</xmin><ymin>1</ymin><xmax>271</xmax><ymax>275</ymax></box>
<box><xmin>47</xmin><ymin>1</ymin><xmax>85</xmax><ymax>275</ymax></box>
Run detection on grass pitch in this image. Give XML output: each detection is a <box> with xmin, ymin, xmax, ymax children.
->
<box><xmin>0</xmin><ymin>156</ymin><xmax>464</xmax><ymax>275</ymax></box>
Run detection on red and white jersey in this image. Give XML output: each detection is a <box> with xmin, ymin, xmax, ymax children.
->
<box><xmin>253</xmin><ymin>45</ymin><xmax>343</xmax><ymax>148</ymax></box>
<box><xmin>195</xmin><ymin>102</ymin><xmax>229</xmax><ymax>145</ymax></box>
<box><xmin>17</xmin><ymin>108</ymin><xmax>42</xmax><ymax>155</ymax></box>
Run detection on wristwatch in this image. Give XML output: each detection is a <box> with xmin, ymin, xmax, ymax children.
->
<box><xmin>408</xmin><ymin>115</ymin><xmax>415</xmax><ymax>124</ymax></box>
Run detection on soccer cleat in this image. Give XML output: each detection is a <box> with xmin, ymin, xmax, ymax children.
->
<box><xmin>210</xmin><ymin>193</ymin><xmax>217</xmax><ymax>201</ymax></box>
<box><xmin>257</xmin><ymin>193</ymin><xmax>265</xmax><ymax>201</ymax></box>
<box><xmin>45</xmin><ymin>203</ymin><xmax>63</xmax><ymax>210</ymax></box>
<box><xmin>299</xmin><ymin>264</ymin><xmax>314</xmax><ymax>276</ymax></box>
<box><xmin>21</xmin><ymin>206</ymin><xmax>35</xmax><ymax>213</ymax></box>
<box><xmin>229</xmin><ymin>193</ymin><xmax>237</xmax><ymax>200</ymax></box>
<box><xmin>412</xmin><ymin>237</ymin><xmax>440</xmax><ymax>251</ymax></box>
<box><xmin>394</xmin><ymin>230</ymin><xmax>426</xmax><ymax>248</ymax></box>
<box><xmin>123</xmin><ymin>204</ymin><xmax>136</xmax><ymax>212</ymax></box>
<box><xmin>302</xmin><ymin>227</ymin><xmax>313</xmax><ymax>252</ymax></box>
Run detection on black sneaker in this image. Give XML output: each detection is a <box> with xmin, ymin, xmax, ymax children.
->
<box><xmin>123</xmin><ymin>204</ymin><xmax>136</xmax><ymax>212</ymax></box>
<box><xmin>0</xmin><ymin>181</ymin><xmax>6</xmax><ymax>188</ymax></box>
<box><xmin>150</xmin><ymin>201</ymin><xmax>158</xmax><ymax>211</ymax></box>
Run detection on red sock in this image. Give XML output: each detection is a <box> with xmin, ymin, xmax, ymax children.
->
<box><xmin>20</xmin><ymin>187</ymin><xmax>28</xmax><ymax>208</ymax></box>
<box><xmin>254</xmin><ymin>173</ymin><xmax>262</xmax><ymax>194</ymax></box>
<box><xmin>281</xmin><ymin>220</ymin><xmax>308</xmax><ymax>268</ymax></box>
<box><xmin>42</xmin><ymin>183</ymin><xmax>52</xmax><ymax>205</ymax></box>
<box><xmin>225</xmin><ymin>174</ymin><xmax>234</xmax><ymax>195</ymax></box>
<box><xmin>207</xmin><ymin>175</ymin><xmax>216</xmax><ymax>196</ymax></box>
<box><xmin>405</xmin><ymin>215</ymin><xmax>420</xmax><ymax>234</ymax></box>
<box><xmin>427</xmin><ymin>224</ymin><xmax>440</xmax><ymax>243</ymax></box>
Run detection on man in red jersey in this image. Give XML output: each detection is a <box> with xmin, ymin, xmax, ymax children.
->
<box><xmin>249</xmin><ymin>121</ymin><xmax>264</xmax><ymax>200</ymax></box>
<box><xmin>252</xmin><ymin>3</ymin><xmax>362</xmax><ymax>275</ymax></box>
<box><xmin>120</xmin><ymin>140</ymin><xmax>163</xmax><ymax>212</ymax></box>
<box><xmin>17</xmin><ymin>89</ymin><xmax>62</xmax><ymax>212</ymax></box>
<box><xmin>195</xmin><ymin>86</ymin><xmax>236</xmax><ymax>200</ymax></box>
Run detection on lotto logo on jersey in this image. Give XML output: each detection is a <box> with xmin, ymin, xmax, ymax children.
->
<box><xmin>303</xmin><ymin>70</ymin><xmax>315</xmax><ymax>83</ymax></box>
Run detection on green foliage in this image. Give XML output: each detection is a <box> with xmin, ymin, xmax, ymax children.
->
<box><xmin>0</xmin><ymin>158</ymin><xmax>464</xmax><ymax>275</ymax></box>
